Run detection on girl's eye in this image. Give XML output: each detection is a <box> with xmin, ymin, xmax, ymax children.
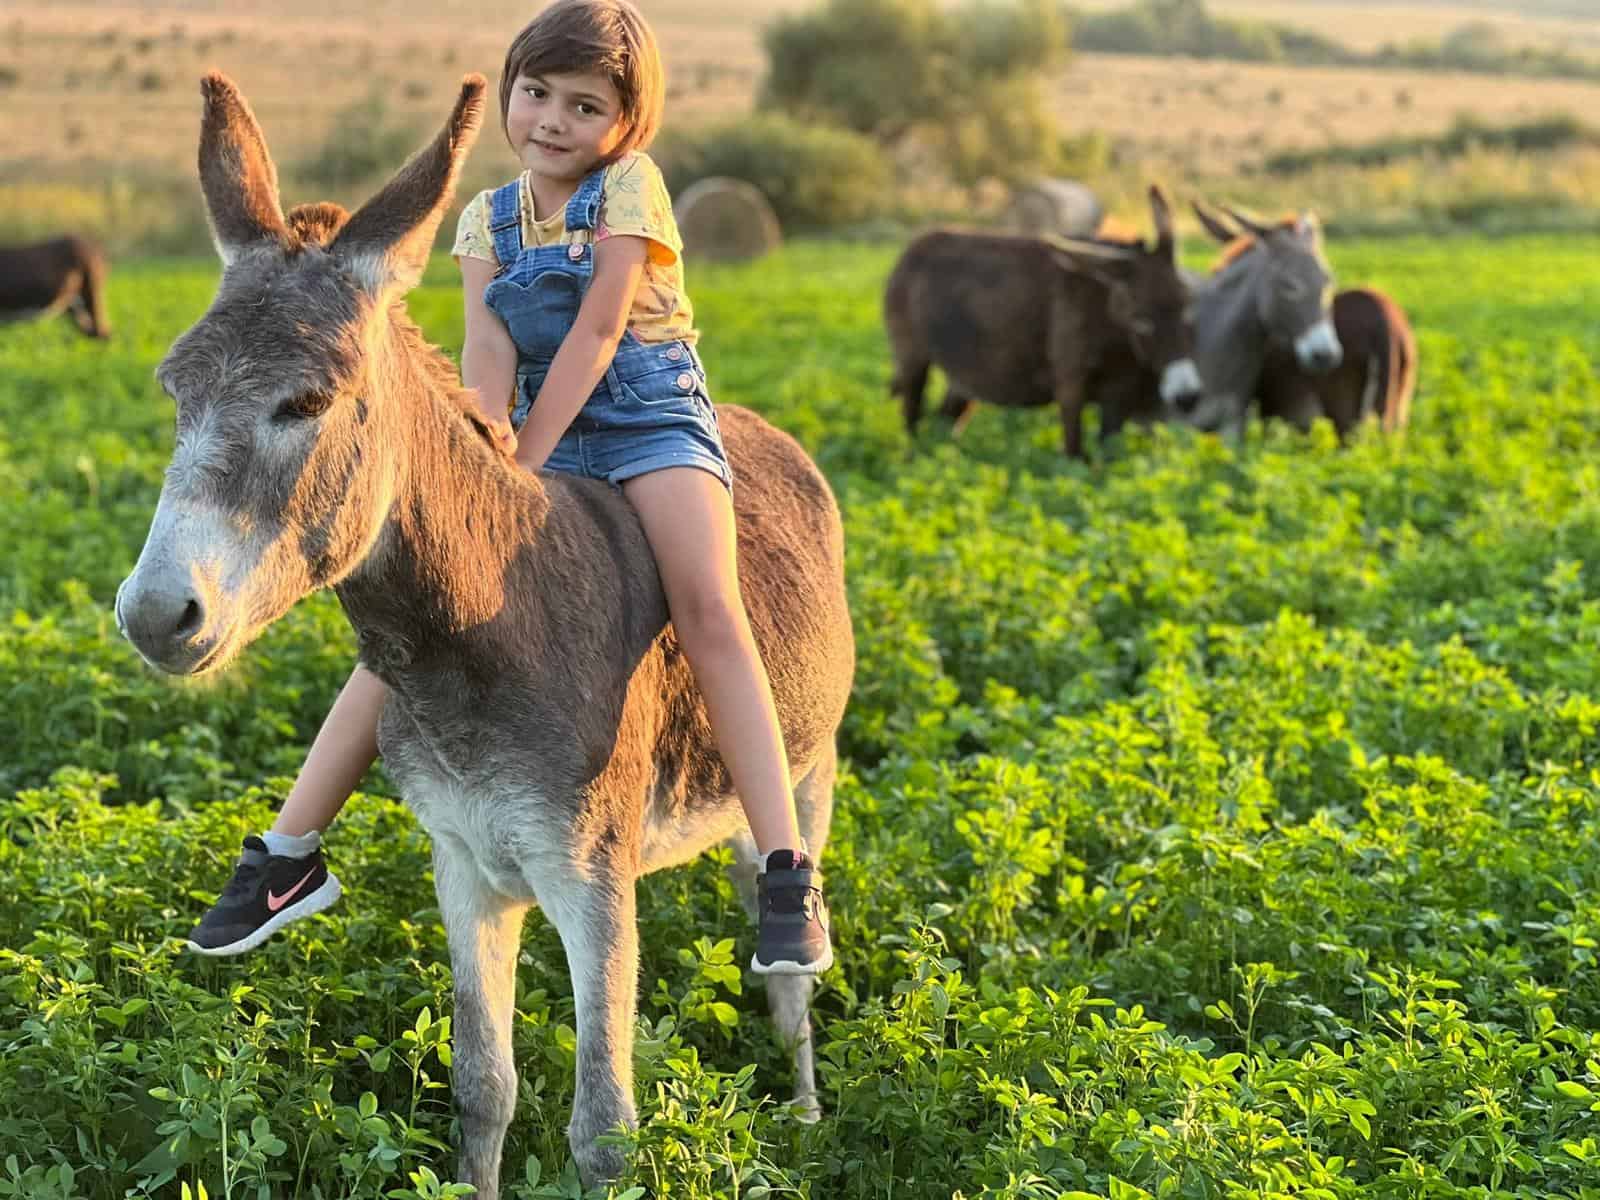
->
<box><xmin>577</xmin><ymin>103</ymin><xmax>597</xmax><ymax>116</ymax></box>
<box><xmin>275</xmin><ymin>392</ymin><xmax>335</xmax><ymax>421</ymax></box>
<box><xmin>525</xmin><ymin>85</ymin><xmax>546</xmax><ymax>99</ymax></box>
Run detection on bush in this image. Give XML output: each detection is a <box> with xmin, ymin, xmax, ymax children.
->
<box><xmin>294</xmin><ymin>92</ymin><xmax>425</xmax><ymax>190</ymax></box>
<box><xmin>655</xmin><ymin>113</ymin><xmax>889</xmax><ymax>230</ymax></box>
<box><xmin>760</xmin><ymin>0</ymin><xmax>1068</xmax><ymax>186</ymax></box>
<box><xmin>1068</xmin><ymin>0</ymin><xmax>1300</xmax><ymax>61</ymax></box>
<box><xmin>1263</xmin><ymin>113</ymin><xmax>1597</xmax><ymax>175</ymax></box>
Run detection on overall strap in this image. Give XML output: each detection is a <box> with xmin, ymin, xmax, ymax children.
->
<box><xmin>488</xmin><ymin>179</ymin><xmax>524</xmax><ymax>271</ymax></box>
<box><xmin>562</xmin><ymin>164</ymin><xmax>608</xmax><ymax>234</ymax></box>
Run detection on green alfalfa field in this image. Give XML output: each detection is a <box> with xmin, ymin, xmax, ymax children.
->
<box><xmin>2</xmin><ymin>233</ymin><xmax>1599</xmax><ymax>1199</ymax></box>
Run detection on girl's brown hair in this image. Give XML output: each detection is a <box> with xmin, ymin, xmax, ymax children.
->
<box><xmin>499</xmin><ymin>0</ymin><xmax>664</xmax><ymax>162</ymax></box>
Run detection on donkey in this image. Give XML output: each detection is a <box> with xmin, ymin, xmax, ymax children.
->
<box><xmin>1256</xmin><ymin>287</ymin><xmax>1417</xmax><ymax>439</ymax></box>
<box><xmin>1164</xmin><ymin>202</ymin><xmax>1342</xmax><ymax>440</ymax></box>
<box><xmin>0</xmin><ymin>235</ymin><xmax>111</xmax><ymax>338</ymax></box>
<box><xmin>114</xmin><ymin>73</ymin><xmax>854</xmax><ymax>1195</ymax></box>
<box><xmin>883</xmin><ymin>185</ymin><xmax>1201</xmax><ymax>459</ymax></box>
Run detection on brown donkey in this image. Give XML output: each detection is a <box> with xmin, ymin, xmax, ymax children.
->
<box><xmin>115</xmin><ymin>74</ymin><xmax>854</xmax><ymax>1194</ymax></box>
<box><xmin>0</xmin><ymin>235</ymin><xmax>111</xmax><ymax>338</ymax></box>
<box><xmin>1258</xmin><ymin>287</ymin><xmax>1417</xmax><ymax>439</ymax></box>
<box><xmin>883</xmin><ymin>185</ymin><xmax>1201</xmax><ymax>459</ymax></box>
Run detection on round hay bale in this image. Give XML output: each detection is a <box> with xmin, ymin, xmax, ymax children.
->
<box><xmin>1004</xmin><ymin>179</ymin><xmax>1104</xmax><ymax>239</ymax></box>
<box><xmin>674</xmin><ymin>177</ymin><xmax>781</xmax><ymax>263</ymax></box>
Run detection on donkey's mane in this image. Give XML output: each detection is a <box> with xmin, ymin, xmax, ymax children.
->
<box><xmin>285</xmin><ymin>202</ymin><xmax>352</xmax><ymax>249</ymax></box>
<box><xmin>281</xmin><ymin>202</ymin><xmax>506</xmax><ymax>456</ymax></box>
<box><xmin>391</xmin><ymin>306</ymin><xmax>510</xmax><ymax>454</ymax></box>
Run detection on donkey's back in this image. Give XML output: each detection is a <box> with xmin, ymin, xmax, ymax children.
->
<box><xmin>1258</xmin><ymin>287</ymin><xmax>1416</xmax><ymax>438</ymax></box>
<box><xmin>0</xmin><ymin>235</ymin><xmax>110</xmax><ymax>338</ymax></box>
<box><xmin>361</xmin><ymin>401</ymin><xmax>853</xmax><ymax>885</ymax></box>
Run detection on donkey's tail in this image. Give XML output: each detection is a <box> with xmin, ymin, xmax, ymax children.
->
<box><xmin>1382</xmin><ymin>307</ymin><xmax>1417</xmax><ymax>434</ymax></box>
<box><xmin>70</xmin><ymin>237</ymin><xmax>111</xmax><ymax>339</ymax></box>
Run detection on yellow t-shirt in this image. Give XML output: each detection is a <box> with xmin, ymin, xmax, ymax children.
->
<box><xmin>451</xmin><ymin>152</ymin><xmax>696</xmax><ymax>346</ymax></box>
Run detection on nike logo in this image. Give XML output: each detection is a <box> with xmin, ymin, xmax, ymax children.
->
<box><xmin>266</xmin><ymin>868</ymin><xmax>318</xmax><ymax>912</ymax></box>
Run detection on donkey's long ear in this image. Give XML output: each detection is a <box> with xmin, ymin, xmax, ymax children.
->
<box><xmin>198</xmin><ymin>73</ymin><xmax>288</xmax><ymax>264</ymax></box>
<box><xmin>1217</xmin><ymin>202</ymin><xmax>1274</xmax><ymax>240</ymax></box>
<box><xmin>1046</xmin><ymin>236</ymin><xmax>1137</xmax><ymax>286</ymax></box>
<box><xmin>1148</xmin><ymin>184</ymin><xmax>1175</xmax><ymax>258</ymax></box>
<box><xmin>333</xmin><ymin>74</ymin><xmax>487</xmax><ymax>298</ymax></box>
<box><xmin>1191</xmin><ymin>200</ymin><xmax>1238</xmax><ymax>246</ymax></box>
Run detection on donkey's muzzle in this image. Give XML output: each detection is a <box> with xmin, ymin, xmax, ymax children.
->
<box><xmin>116</xmin><ymin>571</ymin><xmax>217</xmax><ymax>675</ymax></box>
<box><xmin>1159</xmin><ymin>358</ymin><xmax>1205</xmax><ymax>416</ymax></box>
<box><xmin>1302</xmin><ymin>345</ymin><xmax>1340</xmax><ymax>372</ymax></box>
<box><xmin>1294</xmin><ymin>320</ymin><xmax>1344</xmax><ymax>374</ymax></box>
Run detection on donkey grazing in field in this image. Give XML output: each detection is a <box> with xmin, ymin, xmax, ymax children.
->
<box><xmin>115</xmin><ymin>73</ymin><xmax>854</xmax><ymax>1195</ymax></box>
<box><xmin>0</xmin><ymin>235</ymin><xmax>111</xmax><ymax>338</ymax></box>
<box><xmin>1255</xmin><ymin>287</ymin><xmax>1417</xmax><ymax>440</ymax></box>
<box><xmin>1164</xmin><ymin>202</ymin><xmax>1342</xmax><ymax>440</ymax></box>
<box><xmin>884</xmin><ymin>185</ymin><xmax>1201</xmax><ymax>459</ymax></box>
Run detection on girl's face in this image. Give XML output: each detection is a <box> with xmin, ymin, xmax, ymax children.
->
<box><xmin>506</xmin><ymin>69</ymin><xmax>627</xmax><ymax>183</ymax></box>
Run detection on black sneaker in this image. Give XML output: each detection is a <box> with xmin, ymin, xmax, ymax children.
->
<box><xmin>186</xmin><ymin>836</ymin><xmax>343</xmax><ymax>956</ymax></box>
<box><xmin>752</xmin><ymin>853</ymin><xmax>833</xmax><ymax>976</ymax></box>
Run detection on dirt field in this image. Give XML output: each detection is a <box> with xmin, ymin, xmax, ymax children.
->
<box><xmin>1</xmin><ymin>0</ymin><xmax>1596</xmax><ymax>213</ymax></box>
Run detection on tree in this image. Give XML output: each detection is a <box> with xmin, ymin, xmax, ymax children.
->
<box><xmin>760</xmin><ymin>0</ymin><xmax>1070</xmax><ymax>186</ymax></box>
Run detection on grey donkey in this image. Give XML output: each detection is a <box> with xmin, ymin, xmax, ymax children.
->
<box><xmin>1167</xmin><ymin>201</ymin><xmax>1342</xmax><ymax>440</ymax></box>
<box><xmin>115</xmin><ymin>73</ymin><xmax>855</xmax><ymax>1194</ymax></box>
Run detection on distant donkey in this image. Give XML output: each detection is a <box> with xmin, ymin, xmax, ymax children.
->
<box><xmin>115</xmin><ymin>73</ymin><xmax>854</xmax><ymax>1195</ymax></box>
<box><xmin>883</xmin><ymin>185</ymin><xmax>1202</xmax><ymax>459</ymax></box>
<box><xmin>1162</xmin><ymin>202</ymin><xmax>1342</xmax><ymax>439</ymax></box>
<box><xmin>0</xmin><ymin>235</ymin><xmax>111</xmax><ymax>338</ymax></box>
<box><xmin>1256</xmin><ymin>287</ymin><xmax>1417</xmax><ymax>440</ymax></box>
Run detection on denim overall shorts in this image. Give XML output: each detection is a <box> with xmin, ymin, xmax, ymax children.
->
<box><xmin>483</xmin><ymin>168</ymin><xmax>732</xmax><ymax>491</ymax></box>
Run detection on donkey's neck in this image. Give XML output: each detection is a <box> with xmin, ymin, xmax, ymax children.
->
<box><xmin>337</xmin><ymin>315</ymin><xmax>550</xmax><ymax>666</ymax></box>
<box><xmin>1196</xmin><ymin>254</ymin><xmax>1270</xmax><ymax>400</ymax></box>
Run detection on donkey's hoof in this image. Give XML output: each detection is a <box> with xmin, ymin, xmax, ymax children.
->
<box><xmin>572</xmin><ymin>1138</ymin><xmax>628</xmax><ymax>1189</ymax></box>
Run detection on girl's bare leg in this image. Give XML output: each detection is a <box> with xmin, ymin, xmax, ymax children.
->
<box><xmin>268</xmin><ymin>663</ymin><xmax>386</xmax><ymax>837</ymax></box>
<box><xmin>620</xmin><ymin>467</ymin><xmax>802</xmax><ymax>855</ymax></box>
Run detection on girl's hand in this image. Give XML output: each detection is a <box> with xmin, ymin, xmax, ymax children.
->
<box><xmin>463</xmin><ymin>407</ymin><xmax>518</xmax><ymax>458</ymax></box>
<box><xmin>484</xmin><ymin>415</ymin><xmax>519</xmax><ymax>459</ymax></box>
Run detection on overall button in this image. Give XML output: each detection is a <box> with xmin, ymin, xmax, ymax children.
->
<box><xmin>665</xmin><ymin>345</ymin><xmax>684</xmax><ymax>362</ymax></box>
<box><xmin>567</xmin><ymin>243</ymin><xmax>584</xmax><ymax>260</ymax></box>
<box><xmin>676</xmin><ymin>372</ymin><xmax>694</xmax><ymax>390</ymax></box>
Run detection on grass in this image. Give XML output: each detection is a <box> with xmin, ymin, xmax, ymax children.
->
<box><xmin>2</xmin><ymin>233</ymin><xmax>1600</xmax><ymax>1197</ymax></box>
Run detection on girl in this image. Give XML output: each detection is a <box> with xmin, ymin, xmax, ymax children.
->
<box><xmin>186</xmin><ymin>0</ymin><xmax>832</xmax><ymax>976</ymax></box>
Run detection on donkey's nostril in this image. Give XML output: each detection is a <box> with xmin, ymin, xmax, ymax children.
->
<box><xmin>1175</xmin><ymin>391</ymin><xmax>1201</xmax><ymax>415</ymax></box>
<box><xmin>175</xmin><ymin>598</ymin><xmax>204</xmax><ymax>639</ymax></box>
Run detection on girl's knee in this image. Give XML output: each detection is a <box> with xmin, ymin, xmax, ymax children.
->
<box><xmin>669</xmin><ymin>589</ymin><xmax>748</xmax><ymax>653</ymax></box>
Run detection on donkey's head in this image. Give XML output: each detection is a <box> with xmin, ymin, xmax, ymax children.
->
<box><xmin>1196</xmin><ymin>201</ymin><xmax>1341</xmax><ymax>373</ymax></box>
<box><xmin>116</xmin><ymin>72</ymin><xmax>487</xmax><ymax>676</ymax></box>
<box><xmin>1049</xmin><ymin>185</ymin><xmax>1202</xmax><ymax>410</ymax></box>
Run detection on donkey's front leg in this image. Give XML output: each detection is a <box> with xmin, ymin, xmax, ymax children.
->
<box><xmin>1054</xmin><ymin>372</ymin><xmax>1089</xmax><ymax>459</ymax></box>
<box><xmin>434</xmin><ymin>834</ymin><xmax>528</xmax><ymax>1200</ymax></box>
<box><xmin>543</xmin><ymin>866</ymin><xmax>640</xmax><ymax>1186</ymax></box>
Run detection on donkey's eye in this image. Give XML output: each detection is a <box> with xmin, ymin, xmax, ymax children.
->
<box><xmin>275</xmin><ymin>391</ymin><xmax>335</xmax><ymax>421</ymax></box>
<box><xmin>1132</xmin><ymin>318</ymin><xmax>1155</xmax><ymax>337</ymax></box>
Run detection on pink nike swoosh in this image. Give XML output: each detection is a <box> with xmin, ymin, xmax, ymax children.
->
<box><xmin>266</xmin><ymin>868</ymin><xmax>318</xmax><ymax>912</ymax></box>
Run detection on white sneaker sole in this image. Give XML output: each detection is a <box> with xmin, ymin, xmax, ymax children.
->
<box><xmin>186</xmin><ymin>873</ymin><xmax>343</xmax><ymax>957</ymax></box>
<box><xmin>750</xmin><ymin>942</ymin><xmax>834</xmax><ymax>976</ymax></box>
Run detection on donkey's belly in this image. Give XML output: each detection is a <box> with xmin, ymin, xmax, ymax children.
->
<box><xmin>400</xmin><ymin>769</ymin><xmax>567</xmax><ymax>901</ymax></box>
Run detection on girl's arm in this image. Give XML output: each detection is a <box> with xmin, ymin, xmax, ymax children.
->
<box><xmin>512</xmin><ymin>235</ymin><xmax>649</xmax><ymax>473</ymax></box>
<box><xmin>459</xmin><ymin>256</ymin><xmax>520</xmax><ymax>454</ymax></box>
